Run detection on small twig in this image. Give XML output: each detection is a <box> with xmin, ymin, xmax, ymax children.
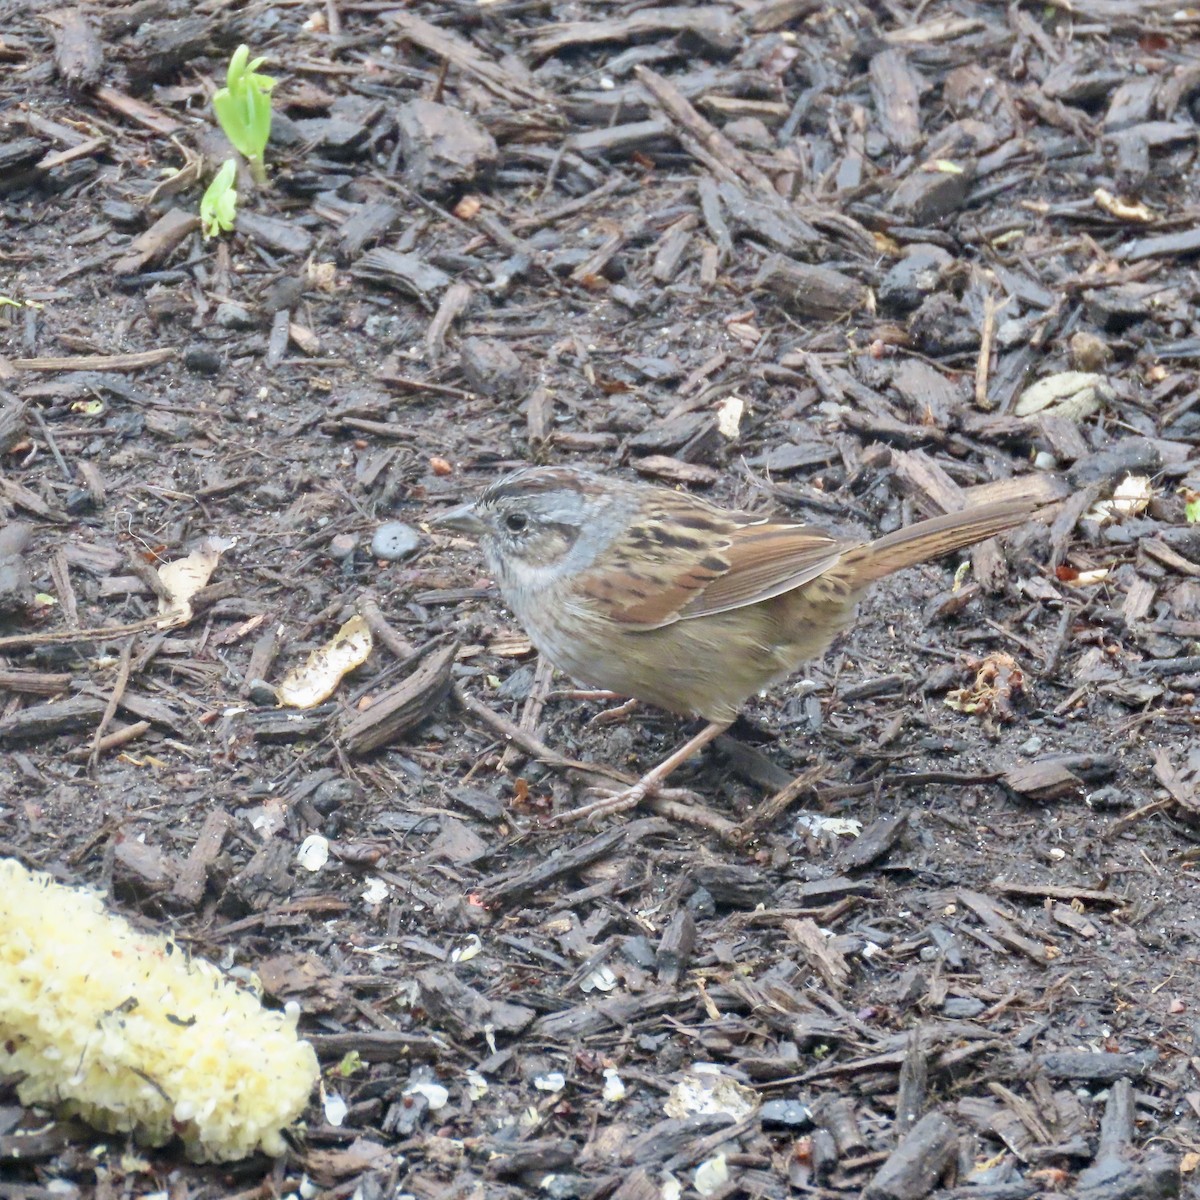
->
<box><xmin>727</xmin><ymin>764</ymin><xmax>828</xmax><ymax>844</ymax></box>
<box><xmin>453</xmin><ymin>684</ymin><xmax>629</xmax><ymax>789</ymax></box>
<box><xmin>0</xmin><ymin>615</ymin><xmax>164</xmax><ymax>652</ymax></box>
<box><xmin>28</xmin><ymin>405</ymin><xmax>72</xmax><ymax>482</ymax></box>
<box><xmin>88</xmin><ymin>636</ymin><xmax>136</xmax><ymax>770</ymax></box>
<box><xmin>500</xmin><ymin>655</ymin><xmax>555</xmax><ymax>770</ymax></box>
<box><xmin>974</xmin><ymin>292</ymin><xmax>998</xmax><ymax>410</ymax></box>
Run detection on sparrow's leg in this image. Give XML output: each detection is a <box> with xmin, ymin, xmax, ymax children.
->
<box><xmin>548</xmin><ymin>720</ymin><xmax>730</xmax><ymax>826</ymax></box>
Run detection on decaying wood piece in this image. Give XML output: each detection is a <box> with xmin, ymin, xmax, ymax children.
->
<box><xmin>753</xmin><ymin>253</ymin><xmax>871</xmax><ymax>318</ymax></box>
<box><xmin>111</xmin><ymin>209</ymin><xmax>198</xmax><ymax>275</ymax></box>
<box><xmin>864</xmin><ymin>1111</ymin><xmax>958</xmax><ymax>1200</ymax></box>
<box><xmin>47</xmin><ymin>7</ymin><xmax>102</xmax><ymax>90</ymax></box>
<box><xmin>388</xmin><ymin>10</ymin><xmax>555</xmax><ymax>109</ymax></box>
<box><xmin>0</xmin><ymin>695</ymin><xmax>106</xmax><ymax>743</ymax></box>
<box><xmin>528</xmin><ymin>8</ymin><xmax>739</xmax><ymax>64</ymax></box>
<box><xmin>170</xmin><ymin>808</ymin><xmax>233</xmax><ymax>909</ymax></box>
<box><xmin>636</xmin><ymin>65</ymin><xmax>775</xmax><ymax>196</ymax></box>
<box><xmin>338</xmin><ymin>641</ymin><xmax>456</xmax><ymax>756</ymax></box>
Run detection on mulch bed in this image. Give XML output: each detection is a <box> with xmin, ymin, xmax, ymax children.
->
<box><xmin>2</xmin><ymin>1</ymin><xmax>1200</xmax><ymax>1197</ymax></box>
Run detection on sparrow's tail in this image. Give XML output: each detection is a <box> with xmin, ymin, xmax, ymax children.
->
<box><xmin>841</xmin><ymin>499</ymin><xmax>1036</xmax><ymax>584</ymax></box>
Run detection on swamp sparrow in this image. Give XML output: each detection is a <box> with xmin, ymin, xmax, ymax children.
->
<box><xmin>436</xmin><ymin>466</ymin><xmax>1038</xmax><ymax>822</ymax></box>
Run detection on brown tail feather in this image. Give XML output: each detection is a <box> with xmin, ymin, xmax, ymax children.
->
<box><xmin>841</xmin><ymin>500</ymin><xmax>1035</xmax><ymax>584</ymax></box>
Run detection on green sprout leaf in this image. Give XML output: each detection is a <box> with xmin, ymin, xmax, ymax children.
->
<box><xmin>212</xmin><ymin>44</ymin><xmax>275</xmax><ymax>184</ymax></box>
<box><xmin>335</xmin><ymin>1050</ymin><xmax>363</xmax><ymax>1077</ymax></box>
<box><xmin>1186</xmin><ymin>493</ymin><xmax>1200</xmax><ymax>524</ymax></box>
<box><xmin>200</xmin><ymin>159</ymin><xmax>239</xmax><ymax>239</ymax></box>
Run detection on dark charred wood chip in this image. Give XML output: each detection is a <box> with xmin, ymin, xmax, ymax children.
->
<box><xmin>306</xmin><ymin>1031</ymin><xmax>443</xmax><ymax>1062</ymax></box>
<box><xmin>1118</xmin><ymin>224</ymin><xmax>1200</xmax><ymax>263</ymax></box>
<box><xmin>656</xmin><ymin>907</ymin><xmax>695</xmax><ymax>984</ymax></box>
<box><xmin>459</xmin><ymin>337</ymin><xmax>525</xmax><ymax>400</ymax></box>
<box><xmin>1084</xmin><ymin>283</ymin><xmax>1162</xmax><ymax>333</ymax></box>
<box><xmin>836</xmin><ymin>813</ymin><xmax>906</xmax><ymax>871</ymax></box>
<box><xmin>531</xmin><ymin>989</ymin><xmax>678</xmax><ymax>1040</ymax></box>
<box><xmin>753</xmin><ymin>253</ymin><xmax>869</xmax><ymax>318</ymax></box>
<box><xmin>0</xmin><ymin>1120</ymin><xmax>92</xmax><ymax>1161</ymax></box>
<box><xmin>688</xmin><ymin>862</ymin><xmax>769</xmax><ymax>908</ymax></box>
<box><xmin>0</xmin><ymin>398</ymin><xmax>28</xmax><ymax>455</ymax></box>
<box><xmin>249</xmin><ymin>709</ymin><xmax>333</xmax><ymax>743</ymax></box>
<box><xmin>1108</xmin><ymin>129</ymin><xmax>1151</xmax><ymax>193</ymax></box>
<box><xmin>303</xmin><ymin>1140</ymin><xmax>392</xmax><ymax>1188</ymax></box>
<box><xmin>396</xmin><ymin>98</ymin><xmax>498</xmax><ymax>196</ymax></box>
<box><xmin>418</xmin><ymin>966</ymin><xmax>535</xmax><ymax>1039</ymax></box>
<box><xmin>864</xmin><ymin>1111</ymin><xmax>958</xmax><ymax>1200</ymax></box>
<box><xmin>748</xmin><ymin>441</ymin><xmax>836</xmax><ymax>473</ymax></box>
<box><xmin>51</xmin><ymin>8</ymin><xmax>103</xmax><ymax>90</ymax></box>
<box><xmin>480</xmin><ymin>826</ymin><xmax>626</xmax><ymax>906</ymax></box>
<box><xmin>878</xmin><ymin>240</ymin><xmax>950</xmax><ymax>309</ymax></box>
<box><xmin>352</xmin><ymin>249</ymin><xmax>451</xmax><ymax>298</ymax></box>
<box><xmin>568</xmin><ymin>119</ymin><xmax>674</xmax><ymax>158</ymax></box>
<box><xmin>527</xmin><ymin>7</ymin><xmax>739</xmax><ymax>64</ymax></box>
<box><xmin>112</xmin><ymin>838</ymin><xmax>174</xmax><ymax>898</ymax></box>
<box><xmin>813</xmin><ymin>1095</ymin><xmax>866</xmax><ymax>1155</ymax></box>
<box><xmin>0</xmin><ymin>524</ymin><xmax>33</xmax><ymax>616</ymax></box>
<box><xmin>118</xmin><ymin>17</ymin><xmax>208</xmax><ymax>85</ymax></box>
<box><xmin>923</xmin><ymin>581</ymin><xmax>980</xmax><ymax>623</ymax></box>
<box><xmin>0</xmin><ymin>694</ymin><xmax>106</xmax><ymax>743</ymax></box>
<box><xmin>1067</xmin><ymin>437</ymin><xmax>1163</xmax><ymax>489</ymax></box>
<box><xmin>1002</xmin><ymin>758</ymin><xmax>1085</xmax><ymax>803</ymax></box>
<box><xmin>956</xmin><ymin>889</ymin><xmax>1048</xmax><ymax>965</ymax></box>
<box><xmin>336</xmin><ymin>200</ymin><xmax>404</xmax><ymax>265</ymax></box>
<box><xmin>236</xmin><ymin>211</ymin><xmax>313</xmax><ymax>258</ymax></box>
<box><xmin>760</xmin><ymin>1099</ymin><xmax>813</xmax><ymax>1129</ymax></box>
<box><xmin>631</xmin><ymin>455</ymin><xmax>720</xmax><ymax>485</ymax></box>
<box><xmin>0</xmin><ymin>138</ymin><xmax>49</xmax><ymax>173</ymax></box>
<box><xmin>484</xmin><ymin>1139</ymin><xmax>576</xmax><ymax>1177</ymax></box>
<box><xmin>715</xmin><ymin>179</ymin><xmax>820</xmax><ymax>254</ymax></box>
<box><xmin>1037</xmin><ymin>1049</ymin><xmax>1156</xmax><ymax>1082</ymax></box>
<box><xmin>219</xmin><ymin>838</ymin><xmax>295</xmax><ymax>917</ymax></box>
<box><xmin>869</xmin><ymin>49</ymin><xmax>923</xmax><ymax>153</ymax></box>
<box><xmin>606</xmin><ymin>1168</ymin><xmax>661</xmax><ymax>1200</ymax></box>
<box><xmin>889</xmin><ymin>161</ymin><xmax>976</xmax><ymax>223</ymax></box>
<box><xmin>908</xmin><ymin>292</ymin><xmax>981</xmax><ymax>356</ymax></box>
<box><xmin>621</xmin><ymin>1114</ymin><xmax>736</xmax><ymax>1167</ymax></box>
<box><xmin>627</xmin><ymin>411</ymin><xmax>713</xmax><ymax>455</ymax></box>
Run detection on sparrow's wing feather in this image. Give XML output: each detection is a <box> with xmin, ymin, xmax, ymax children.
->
<box><xmin>574</xmin><ymin>492</ymin><xmax>849</xmax><ymax>628</ymax></box>
<box><xmin>676</xmin><ymin>523</ymin><xmax>848</xmax><ymax>619</ymax></box>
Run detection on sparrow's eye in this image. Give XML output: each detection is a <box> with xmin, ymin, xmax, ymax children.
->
<box><xmin>504</xmin><ymin>512</ymin><xmax>528</xmax><ymax>533</ymax></box>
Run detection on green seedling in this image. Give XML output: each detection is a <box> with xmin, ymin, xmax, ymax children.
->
<box><xmin>212</xmin><ymin>44</ymin><xmax>275</xmax><ymax>185</ymax></box>
<box><xmin>200</xmin><ymin>159</ymin><xmax>239</xmax><ymax>238</ymax></box>
<box><xmin>1186</xmin><ymin>490</ymin><xmax>1200</xmax><ymax>524</ymax></box>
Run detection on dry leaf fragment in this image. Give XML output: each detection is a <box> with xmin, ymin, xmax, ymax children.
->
<box><xmin>276</xmin><ymin>614</ymin><xmax>374</xmax><ymax>708</ymax></box>
<box><xmin>944</xmin><ymin>652</ymin><xmax>1025</xmax><ymax>720</ymax></box>
<box><xmin>156</xmin><ymin>536</ymin><xmax>235</xmax><ymax>627</ymax></box>
<box><xmin>1087</xmin><ymin>474</ymin><xmax>1153</xmax><ymax>524</ymax></box>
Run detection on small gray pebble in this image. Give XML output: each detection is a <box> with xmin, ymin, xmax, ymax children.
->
<box><xmin>183</xmin><ymin>344</ymin><xmax>223</xmax><ymax>375</ymax></box>
<box><xmin>761</xmin><ymin>1099</ymin><xmax>813</xmax><ymax>1130</ymax></box>
<box><xmin>246</xmin><ymin>679</ymin><xmax>277</xmax><ymax>706</ymax></box>
<box><xmin>255</xmin><ymin>482</ymin><xmax>289</xmax><ymax>507</ymax></box>
<box><xmin>329</xmin><ymin>532</ymin><xmax>358</xmax><ymax>560</ymax></box>
<box><xmin>214</xmin><ymin>301</ymin><xmax>258</xmax><ymax>330</ymax></box>
<box><xmin>942</xmin><ymin>996</ymin><xmax>986</xmax><ymax>1018</ymax></box>
<box><xmin>372</xmin><ymin>521</ymin><xmax>420</xmax><ymax>561</ymax></box>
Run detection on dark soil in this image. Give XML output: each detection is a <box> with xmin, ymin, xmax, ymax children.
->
<box><xmin>2</xmin><ymin>1</ymin><xmax>1200</xmax><ymax>1197</ymax></box>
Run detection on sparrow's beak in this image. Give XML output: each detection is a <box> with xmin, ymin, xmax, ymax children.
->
<box><xmin>431</xmin><ymin>502</ymin><xmax>487</xmax><ymax>536</ymax></box>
